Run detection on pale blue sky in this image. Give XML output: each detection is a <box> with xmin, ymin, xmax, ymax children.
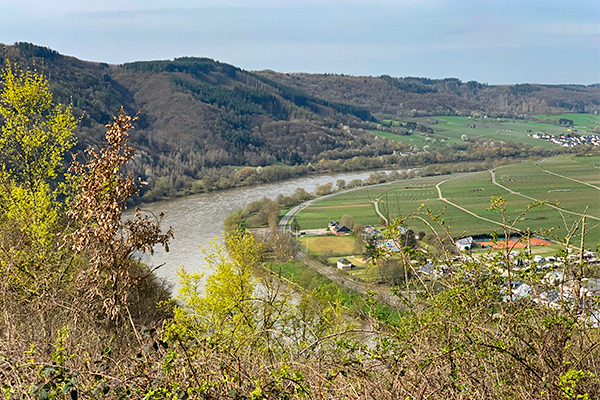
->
<box><xmin>1</xmin><ymin>0</ymin><xmax>598</xmax><ymax>84</ymax></box>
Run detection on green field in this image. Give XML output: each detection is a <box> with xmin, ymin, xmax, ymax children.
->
<box><xmin>532</xmin><ymin>113</ymin><xmax>600</xmax><ymax>129</ymax></box>
<box><xmin>294</xmin><ymin>156</ymin><xmax>600</xmax><ymax>245</ymax></box>
<box><xmin>298</xmin><ymin>235</ymin><xmax>357</xmax><ymax>256</ymax></box>
<box><xmin>295</xmin><ymin>175</ymin><xmax>448</xmax><ymax>230</ymax></box>
<box><xmin>371</xmin><ymin>115</ymin><xmax>585</xmax><ymax>151</ymax></box>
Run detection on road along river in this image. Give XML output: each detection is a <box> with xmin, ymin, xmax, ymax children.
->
<box><xmin>127</xmin><ymin>170</ymin><xmax>395</xmax><ymax>290</ymax></box>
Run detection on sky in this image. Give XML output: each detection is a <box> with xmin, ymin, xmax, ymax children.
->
<box><xmin>0</xmin><ymin>0</ymin><xmax>598</xmax><ymax>85</ymax></box>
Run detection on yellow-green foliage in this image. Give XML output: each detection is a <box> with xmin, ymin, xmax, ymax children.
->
<box><xmin>172</xmin><ymin>231</ymin><xmax>350</xmax><ymax>355</ymax></box>
<box><xmin>0</xmin><ymin>61</ymin><xmax>76</xmax><ymax>186</ymax></box>
<box><xmin>176</xmin><ymin>233</ymin><xmax>258</xmax><ymax>336</ymax></box>
<box><xmin>0</xmin><ymin>61</ymin><xmax>77</xmax><ymax>302</ymax></box>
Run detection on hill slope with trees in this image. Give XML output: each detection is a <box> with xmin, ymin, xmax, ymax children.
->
<box><xmin>0</xmin><ymin>43</ymin><xmax>393</xmax><ymax>193</ymax></box>
<box><xmin>1</xmin><ymin>42</ymin><xmax>598</xmax><ymax>201</ymax></box>
<box><xmin>256</xmin><ymin>70</ymin><xmax>600</xmax><ymax>118</ymax></box>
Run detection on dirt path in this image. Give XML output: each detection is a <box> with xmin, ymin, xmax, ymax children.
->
<box><xmin>534</xmin><ymin>164</ymin><xmax>600</xmax><ymax>190</ymax></box>
<box><xmin>434</xmin><ymin>176</ymin><xmax>518</xmax><ymax>231</ymax></box>
<box><xmin>373</xmin><ymin>200</ymin><xmax>388</xmax><ymax>225</ymax></box>
<box><xmin>490</xmin><ymin>168</ymin><xmax>600</xmax><ymax>222</ymax></box>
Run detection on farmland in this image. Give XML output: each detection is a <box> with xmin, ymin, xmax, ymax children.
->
<box><xmin>294</xmin><ymin>155</ymin><xmax>600</xmax><ymax>245</ymax></box>
<box><xmin>532</xmin><ymin>113</ymin><xmax>600</xmax><ymax>129</ymax></box>
<box><xmin>371</xmin><ymin>114</ymin><xmax>598</xmax><ymax>151</ymax></box>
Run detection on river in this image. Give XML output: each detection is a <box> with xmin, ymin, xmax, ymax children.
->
<box><xmin>130</xmin><ymin>170</ymin><xmax>393</xmax><ymax>288</ymax></box>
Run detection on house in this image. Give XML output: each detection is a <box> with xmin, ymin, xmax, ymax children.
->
<box><xmin>332</xmin><ymin>224</ymin><xmax>351</xmax><ymax>236</ymax></box>
<box><xmin>337</xmin><ymin>258</ymin><xmax>354</xmax><ymax>271</ymax></box>
<box><xmin>455</xmin><ymin>237</ymin><xmax>474</xmax><ymax>251</ymax></box>
<box><xmin>379</xmin><ymin>239</ymin><xmax>401</xmax><ymax>252</ymax></box>
<box><xmin>328</xmin><ymin>221</ymin><xmax>339</xmax><ymax>230</ymax></box>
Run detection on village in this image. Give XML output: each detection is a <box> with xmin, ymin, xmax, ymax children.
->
<box><xmin>531</xmin><ymin>131</ymin><xmax>600</xmax><ymax>147</ymax></box>
<box><xmin>292</xmin><ymin>217</ymin><xmax>599</xmax><ymax>319</ymax></box>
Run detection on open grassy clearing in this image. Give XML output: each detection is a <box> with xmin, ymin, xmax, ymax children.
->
<box><xmin>440</xmin><ymin>171</ymin><xmax>593</xmax><ymax>239</ymax></box>
<box><xmin>495</xmin><ymin>163</ymin><xmax>600</xmax><ymax>216</ymax></box>
<box><xmin>532</xmin><ymin>113</ymin><xmax>600</xmax><ymax>129</ymax></box>
<box><xmin>533</xmin><ymin>157</ymin><xmax>600</xmax><ymax>186</ymax></box>
<box><xmin>368</xmin><ymin>129</ymin><xmax>434</xmax><ymax>148</ymax></box>
<box><xmin>297</xmin><ymin>235</ymin><xmax>357</xmax><ymax>256</ymax></box>
<box><xmin>295</xmin><ymin>176</ymin><xmax>449</xmax><ymax>230</ymax></box>
<box><xmin>294</xmin><ymin>157</ymin><xmax>599</xmax><ymax>245</ymax></box>
<box><xmin>570</xmin><ymin>155</ymin><xmax>600</xmax><ymax>168</ymax></box>
<box><xmin>493</xmin><ymin>162</ymin><xmax>600</xmax><ymax>244</ymax></box>
<box><xmin>372</xmin><ymin>116</ymin><xmax>573</xmax><ymax>150</ymax></box>
<box><xmin>432</xmin><ymin>116</ymin><xmax>562</xmax><ymax>148</ymax></box>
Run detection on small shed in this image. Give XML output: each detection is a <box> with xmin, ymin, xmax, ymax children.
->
<box><xmin>337</xmin><ymin>258</ymin><xmax>354</xmax><ymax>271</ymax></box>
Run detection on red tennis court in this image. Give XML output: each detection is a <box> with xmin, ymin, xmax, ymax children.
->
<box><xmin>476</xmin><ymin>237</ymin><xmax>552</xmax><ymax>249</ymax></box>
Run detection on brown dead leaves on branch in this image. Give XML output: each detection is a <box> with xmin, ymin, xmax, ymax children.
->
<box><xmin>67</xmin><ymin>108</ymin><xmax>173</xmax><ymax>323</ymax></box>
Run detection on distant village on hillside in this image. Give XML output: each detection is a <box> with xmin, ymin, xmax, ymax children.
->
<box><xmin>531</xmin><ymin>131</ymin><xmax>600</xmax><ymax>147</ymax></box>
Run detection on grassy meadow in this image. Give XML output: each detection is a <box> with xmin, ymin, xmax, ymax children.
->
<box><xmin>294</xmin><ymin>155</ymin><xmax>600</xmax><ymax>245</ymax></box>
<box><xmin>372</xmin><ymin>114</ymin><xmax>599</xmax><ymax>151</ymax></box>
<box><xmin>532</xmin><ymin>113</ymin><xmax>600</xmax><ymax>129</ymax></box>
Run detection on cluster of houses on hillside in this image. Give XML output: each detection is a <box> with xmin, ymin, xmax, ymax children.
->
<box><xmin>531</xmin><ymin>132</ymin><xmax>600</xmax><ymax>147</ymax></box>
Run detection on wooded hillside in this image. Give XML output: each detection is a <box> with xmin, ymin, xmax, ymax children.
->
<box><xmin>256</xmin><ymin>70</ymin><xmax>600</xmax><ymax>118</ymax></box>
<box><xmin>1</xmin><ymin>42</ymin><xmax>597</xmax><ymax>200</ymax></box>
<box><xmin>0</xmin><ymin>43</ymin><xmax>397</xmax><ymax>194</ymax></box>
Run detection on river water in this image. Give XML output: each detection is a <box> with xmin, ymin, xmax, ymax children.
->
<box><xmin>129</xmin><ymin>170</ymin><xmax>392</xmax><ymax>288</ymax></box>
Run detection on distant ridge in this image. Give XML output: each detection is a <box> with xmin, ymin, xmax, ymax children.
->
<box><xmin>1</xmin><ymin>42</ymin><xmax>598</xmax><ymax>200</ymax></box>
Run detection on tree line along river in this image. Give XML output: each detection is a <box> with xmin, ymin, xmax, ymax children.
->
<box><xmin>128</xmin><ymin>170</ymin><xmax>393</xmax><ymax>290</ymax></box>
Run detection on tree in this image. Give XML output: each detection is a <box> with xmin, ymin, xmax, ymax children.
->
<box><xmin>336</xmin><ymin>179</ymin><xmax>346</xmax><ymax>190</ymax></box>
<box><xmin>67</xmin><ymin>109</ymin><xmax>173</xmax><ymax>327</ymax></box>
<box><xmin>347</xmin><ymin>178</ymin><xmax>363</xmax><ymax>188</ymax></box>
<box><xmin>341</xmin><ymin>214</ymin><xmax>355</xmax><ymax>230</ymax></box>
<box><xmin>315</xmin><ymin>182</ymin><xmax>333</xmax><ymax>196</ymax></box>
<box><xmin>353</xmin><ymin>223</ymin><xmax>365</xmax><ymax>252</ymax></box>
<box><xmin>291</xmin><ymin>218</ymin><xmax>301</xmax><ymax>233</ymax></box>
<box><xmin>292</xmin><ymin>187</ymin><xmax>313</xmax><ymax>202</ymax></box>
<box><xmin>268</xmin><ymin>210</ymin><xmax>279</xmax><ymax>232</ymax></box>
<box><xmin>0</xmin><ymin>61</ymin><xmax>77</xmax><ymax>190</ymax></box>
<box><xmin>0</xmin><ymin>61</ymin><xmax>77</xmax><ymax>342</ymax></box>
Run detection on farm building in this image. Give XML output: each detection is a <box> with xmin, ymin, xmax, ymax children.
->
<box><xmin>455</xmin><ymin>237</ymin><xmax>474</xmax><ymax>251</ymax></box>
<box><xmin>332</xmin><ymin>224</ymin><xmax>351</xmax><ymax>236</ymax></box>
<box><xmin>337</xmin><ymin>258</ymin><xmax>354</xmax><ymax>271</ymax></box>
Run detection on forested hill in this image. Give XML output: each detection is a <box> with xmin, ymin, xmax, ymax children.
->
<box><xmin>256</xmin><ymin>71</ymin><xmax>600</xmax><ymax>118</ymax></box>
<box><xmin>0</xmin><ymin>43</ymin><xmax>385</xmax><ymax>186</ymax></box>
<box><xmin>1</xmin><ymin>42</ymin><xmax>598</xmax><ymax>199</ymax></box>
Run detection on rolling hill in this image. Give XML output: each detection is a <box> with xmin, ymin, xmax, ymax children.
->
<box><xmin>1</xmin><ymin>42</ymin><xmax>597</xmax><ymax>199</ymax></box>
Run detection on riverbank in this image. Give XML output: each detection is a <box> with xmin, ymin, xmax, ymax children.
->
<box><xmin>132</xmin><ymin>142</ymin><xmax>575</xmax><ymax>206</ymax></box>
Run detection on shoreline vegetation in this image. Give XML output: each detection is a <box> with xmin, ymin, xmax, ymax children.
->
<box><xmin>132</xmin><ymin>142</ymin><xmax>597</xmax><ymax>205</ymax></box>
